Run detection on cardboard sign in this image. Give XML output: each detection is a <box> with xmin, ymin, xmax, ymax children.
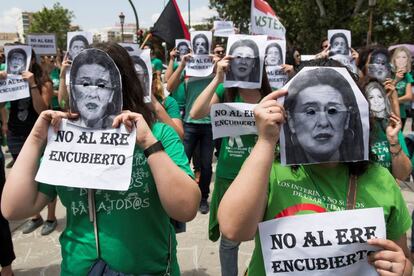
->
<box><xmin>211</xmin><ymin>103</ymin><xmax>257</xmax><ymax>139</ymax></box>
<box><xmin>185</xmin><ymin>55</ymin><xmax>214</xmax><ymax>77</ymax></box>
<box><xmin>259</xmin><ymin>208</ymin><xmax>385</xmax><ymax>276</ymax></box>
<box><xmin>213</xmin><ymin>21</ymin><xmax>235</xmax><ymax>37</ymax></box>
<box><xmin>27</xmin><ymin>34</ymin><xmax>57</xmax><ymax>55</ymax></box>
<box><xmin>0</xmin><ymin>75</ymin><xmax>30</xmax><ymax>103</ymax></box>
<box><xmin>35</xmin><ymin>119</ymin><xmax>136</xmax><ymax>191</ymax></box>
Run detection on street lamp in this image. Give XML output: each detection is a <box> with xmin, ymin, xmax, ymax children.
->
<box><xmin>119</xmin><ymin>12</ymin><xmax>125</xmax><ymax>42</ymax></box>
<box><xmin>366</xmin><ymin>0</ymin><xmax>377</xmax><ymax>46</ymax></box>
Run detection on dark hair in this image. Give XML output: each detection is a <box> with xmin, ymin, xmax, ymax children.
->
<box><xmin>7</xmin><ymin>48</ymin><xmax>27</xmax><ymax>73</ymax></box>
<box><xmin>226</xmin><ymin>39</ymin><xmax>260</xmax><ymax>82</ymax></box>
<box><xmin>176</xmin><ymin>41</ymin><xmax>190</xmax><ymax>52</ymax></box>
<box><xmin>265</xmin><ymin>42</ymin><xmax>283</xmax><ymax>66</ymax></box>
<box><xmin>329</xmin><ymin>33</ymin><xmax>350</xmax><ymax>55</ymax></box>
<box><xmin>192</xmin><ymin>33</ymin><xmax>209</xmax><ymax>54</ymax></box>
<box><xmin>283</xmin><ymin>67</ymin><xmax>364</xmax><ymax>165</ymax></box>
<box><xmin>69</xmin><ymin>35</ymin><xmax>89</xmax><ymax>49</ymax></box>
<box><xmin>285</xmin><ymin>47</ymin><xmax>300</xmax><ymax>67</ymax></box>
<box><xmin>72</xmin><ymin>42</ymin><xmax>155</xmax><ymax>127</ymax></box>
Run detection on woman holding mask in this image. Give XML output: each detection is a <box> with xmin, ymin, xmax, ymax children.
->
<box><xmin>218</xmin><ymin>65</ymin><xmax>412</xmax><ymax>276</ymax></box>
<box><xmin>1</xmin><ymin>42</ymin><xmax>200</xmax><ymax>276</ymax></box>
<box><xmin>226</xmin><ymin>39</ymin><xmax>261</xmax><ymax>83</ymax></box>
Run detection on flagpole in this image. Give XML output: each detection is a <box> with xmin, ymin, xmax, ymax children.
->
<box><xmin>140</xmin><ymin>33</ymin><xmax>152</xmax><ymax>49</ymax></box>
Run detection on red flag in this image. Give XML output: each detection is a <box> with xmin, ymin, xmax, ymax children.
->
<box><xmin>151</xmin><ymin>0</ymin><xmax>190</xmax><ymax>48</ymax></box>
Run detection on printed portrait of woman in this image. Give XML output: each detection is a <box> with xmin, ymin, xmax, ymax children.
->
<box><xmin>7</xmin><ymin>48</ymin><xmax>27</xmax><ymax>75</ymax></box>
<box><xmin>192</xmin><ymin>33</ymin><xmax>209</xmax><ymax>55</ymax></box>
<box><xmin>264</xmin><ymin>42</ymin><xmax>283</xmax><ymax>66</ymax></box>
<box><xmin>131</xmin><ymin>55</ymin><xmax>150</xmax><ymax>98</ymax></box>
<box><xmin>366</xmin><ymin>49</ymin><xmax>391</xmax><ymax>82</ymax></box>
<box><xmin>176</xmin><ymin>41</ymin><xmax>190</xmax><ymax>61</ymax></box>
<box><xmin>365</xmin><ymin>81</ymin><xmax>391</xmax><ymax>119</ymax></box>
<box><xmin>68</xmin><ymin>35</ymin><xmax>89</xmax><ymax>60</ymax></box>
<box><xmin>226</xmin><ymin>39</ymin><xmax>261</xmax><ymax>83</ymax></box>
<box><xmin>283</xmin><ymin>67</ymin><xmax>365</xmax><ymax>165</ymax></box>
<box><xmin>69</xmin><ymin>48</ymin><xmax>122</xmax><ymax>129</ymax></box>
<box><xmin>329</xmin><ymin>33</ymin><xmax>350</xmax><ymax>56</ymax></box>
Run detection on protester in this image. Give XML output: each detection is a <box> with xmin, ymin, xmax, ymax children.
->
<box><xmin>226</xmin><ymin>39</ymin><xmax>260</xmax><ymax>83</ymax></box>
<box><xmin>218</xmin><ymin>65</ymin><xmax>412</xmax><ymax>276</ymax></box>
<box><xmin>150</xmin><ymin>46</ymin><xmax>163</xmax><ymax>78</ymax></box>
<box><xmin>190</xmin><ymin>54</ymin><xmax>271</xmax><ymax>276</ymax></box>
<box><xmin>1</xmin><ymin>42</ymin><xmax>201</xmax><ymax>275</ymax></box>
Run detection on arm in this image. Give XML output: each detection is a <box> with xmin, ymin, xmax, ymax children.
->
<box><xmin>166</xmin><ymin>53</ymin><xmax>190</xmax><ymax>92</ymax></box>
<box><xmin>152</xmin><ymin>95</ymin><xmax>184</xmax><ymax>139</ymax></box>
<box><xmin>189</xmin><ymin>57</ymin><xmax>230</xmax><ymax>119</ymax></box>
<box><xmin>218</xmin><ymin>90</ymin><xmax>287</xmax><ymax>241</ymax></box>
<box><xmin>1</xmin><ymin>110</ymin><xmax>77</xmax><ymax>219</ymax></box>
<box><xmin>112</xmin><ymin>112</ymin><xmax>200</xmax><ymax>222</ymax></box>
<box><xmin>22</xmin><ymin>71</ymin><xmax>53</xmax><ymax>113</ymax></box>
<box><xmin>384</xmin><ymin>79</ymin><xmax>401</xmax><ymax>117</ymax></box>
<box><xmin>398</xmin><ymin>83</ymin><xmax>412</xmax><ymax>104</ymax></box>
<box><xmin>57</xmin><ymin>57</ymin><xmax>71</xmax><ymax>110</ymax></box>
<box><xmin>164</xmin><ymin>48</ymin><xmax>177</xmax><ymax>82</ymax></box>
<box><xmin>0</xmin><ymin>104</ymin><xmax>8</xmax><ymax>137</ymax></box>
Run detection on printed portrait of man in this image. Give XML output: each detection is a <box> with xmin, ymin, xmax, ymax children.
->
<box><xmin>7</xmin><ymin>48</ymin><xmax>28</xmax><ymax>75</ymax></box>
<box><xmin>68</xmin><ymin>35</ymin><xmax>89</xmax><ymax>60</ymax></box>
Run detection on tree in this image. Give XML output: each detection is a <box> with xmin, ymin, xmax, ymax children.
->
<box><xmin>209</xmin><ymin>0</ymin><xmax>414</xmax><ymax>53</ymax></box>
<box><xmin>28</xmin><ymin>3</ymin><xmax>75</xmax><ymax>51</ymax></box>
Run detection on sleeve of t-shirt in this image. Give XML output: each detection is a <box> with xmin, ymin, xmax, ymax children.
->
<box><xmin>154</xmin><ymin>123</ymin><xmax>194</xmax><ymax>178</ymax></box>
<box><xmin>152</xmin><ymin>59</ymin><xmax>163</xmax><ymax>72</ymax></box>
<box><xmin>405</xmin><ymin>72</ymin><xmax>414</xmax><ymax>84</ymax></box>
<box><xmin>214</xmin><ymin>83</ymin><xmax>226</xmax><ymax>102</ymax></box>
<box><xmin>398</xmin><ymin>131</ymin><xmax>409</xmax><ymax>156</ymax></box>
<box><xmin>164</xmin><ymin>96</ymin><xmax>181</xmax><ymax>119</ymax></box>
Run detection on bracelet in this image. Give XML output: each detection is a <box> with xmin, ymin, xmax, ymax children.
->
<box><xmin>390</xmin><ymin>146</ymin><xmax>402</xmax><ymax>157</ymax></box>
<box><xmin>143</xmin><ymin>141</ymin><xmax>164</xmax><ymax>158</ymax></box>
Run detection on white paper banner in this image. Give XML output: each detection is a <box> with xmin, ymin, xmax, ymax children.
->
<box><xmin>35</xmin><ymin>119</ymin><xmax>136</xmax><ymax>191</ymax></box>
<box><xmin>27</xmin><ymin>34</ymin><xmax>57</xmax><ymax>55</ymax></box>
<box><xmin>259</xmin><ymin>208</ymin><xmax>385</xmax><ymax>276</ymax></box>
<box><xmin>211</xmin><ymin>103</ymin><xmax>257</xmax><ymax>139</ymax></box>
<box><xmin>185</xmin><ymin>55</ymin><xmax>214</xmax><ymax>77</ymax></box>
<box><xmin>213</xmin><ymin>21</ymin><xmax>235</xmax><ymax>37</ymax></box>
<box><xmin>251</xmin><ymin>0</ymin><xmax>286</xmax><ymax>40</ymax></box>
<box><xmin>5</xmin><ymin>45</ymin><xmax>32</xmax><ymax>75</ymax></box>
<box><xmin>265</xmin><ymin>40</ymin><xmax>287</xmax><ymax>88</ymax></box>
<box><xmin>0</xmin><ymin>75</ymin><xmax>30</xmax><ymax>103</ymax></box>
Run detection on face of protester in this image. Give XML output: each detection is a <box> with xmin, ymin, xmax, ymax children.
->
<box><xmin>194</xmin><ymin>37</ymin><xmax>208</xmax><ymax>55</ymax></box>
<box><xmin>73</xmin><ymin>64</ymin><xmax>114</xmax><ymax>127</ymax></box>
<box><xmin>395</xmin><ymin>51</ymin><xmax>408</xmax><ymax>71</ymax></box>
<box><xmin>288</xmin><ymin>85</ymin><xmax>349</xmax><ymax>162</ymax></box>
<box><xmin>214</xmin><ymin>46</ymin><xmax>225</xmax><ymax>59</ymax></box>
<box><xmin>321</xmin><ymin>40</ymin><xmax>329</xmax><ymax>51</ymax></box>
<box><xmin>70</xmin><ymin>40</ymin><xmax>86</xmax><ymax>59</ymax></box>
<box><xmin>265</xmin><ymin>46</ymin><xmax>282</xmax><ymax>66</ymax></box>
<box><xmin>367</xmin><ymin>53</ymin><xmax>390</xmax><ymax>82</ymax></box>
<box><xmin>230</xmin><ymin>46</ymin><xmax>255</xmax><ymax>81</ymax></box>
<box><xmin>367</xmin><ymin>87</ymin><xmax>386</xmax><ymax>117</ymax></box>
<box><xmin>9</xmin><ymin>52</ymin><xmax>26</xmax><ymax>74</ymax></box>
<box><xmin>331</xmin><ymin>37</ymin><xmax>347</xmax><ymax>55</ymax></box>
<box><xmin>177</xmin><ymin>44</ymin><xmax>189</xmax><ymax>56</ymax></box>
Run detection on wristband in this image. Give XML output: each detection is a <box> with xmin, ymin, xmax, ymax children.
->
<box><xmin>144</xmin><ymin>141</ymin><xmax>164</xmax><ymax>158</ymax></box>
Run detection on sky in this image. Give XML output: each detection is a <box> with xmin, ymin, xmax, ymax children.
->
<box><xmin>0</xmin><ymin>0</ymin><xmax>218</xmax><ymax>33</ymax></box>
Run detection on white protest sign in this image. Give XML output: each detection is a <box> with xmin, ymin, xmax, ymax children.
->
<box><xmin>265</xmin><ymin>40</ymin><xmax>287</xmax><ymax>89</ymax></box>
<box><xmin>259</xmin><ymin>208</ymin><xmax>385</xmax><ymax>276</ymax></box>
<box><xmin>27</xmin><ymin>34</ymin><xmax>57</xmax><ymax>55</ymax></box>
<box><xmin>213</xmin><ymin>21</ymin><xmax>235</xmax><ymax>37</ymax></box>
<box><xmin>211</xmin><ymin>103</ymin><xmax>257</xmax><ymax>139</ymax></box>
<box><xmin>35</xmin><ymin>119</ymin><xmax>136</xmax><ymax>191</ymax></box>
<box><xmin>185</xmin><ymin>55</ymin><xmax>214</xmax><ymax>77</ymax></box>
<box><xmin>251</xmin><ymin>0</ymin><xmax>285</xmax><ymax>40</ymax></box>
<box><xmin>328</xmin><ymin>29</ymin><xmax>351</xmax><ymax>56</ymax></box>
<box><xmin>0</xmin><ymin>75</ymin><xmax>30</xmax><ymax>103</ymax></box>
<box><xmin>191</xmin><ymin>31</ymin><xmax>212</xmax><ymax>55</ymax></box>
<box><xmin>175</xmin><ymin>39</ymin><xmax>191</xmax><ymax>62</ymax></box>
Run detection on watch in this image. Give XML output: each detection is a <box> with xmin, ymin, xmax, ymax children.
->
<box><xmin>144</xmin><ymin>141</ymin><xmax>164</xmax><ymax>158</ymax></box>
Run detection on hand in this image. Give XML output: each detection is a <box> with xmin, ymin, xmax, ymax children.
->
<box><xmin>169</xmin><ymin>48</ymin><xmax>177</xmax><ymax>60</ymax></box>
<box><xmin>59</xmin><ymin>55</ymin><xmax>72</xmax><ymax>78</ymax></box>
<box><xmin>180</xmin><ymin>53</ymin><xmax>193</xmax><ymax>66</ymax></box>
<box><xmin>215</xmin><ymin>56</ymin><xmax>232</xmax><ymax>82</ymax></box>
<box><xmin>384</xmin><ymin>79</ymin><xmax>397</xmax><ymax>97</ymax></box>
<box><xmin>386</xmin><ymin>113</ymin><xmax>402</xmax><ymax>144</ymax></box>
<box><xmin>2</xmin><ymin>122</ymin><xmax>8</xmax><ymax>136</ymax></box>
<box><xmin>281</xmin><ymin>64</ymin><xmax>295</xmax><ymax>76</ymax></box>
<box><xmin>112</xmin><ymin>111</ymin><xmax>157</xmax><ymax>150</ymax></box>
<box><xmin>254</xmin><ymin>90</ymin><xmax>287</xmax><ymax>144</ymax></box>
<box><xmin>21</xmin><ymin>71</ymin><xmax>36</xmax><ymax>86</ymax></box>
<box><xmin>32</xmin><ymin>110</ymin><xmax>79</xmax><ymax>143</ymax></box>
<box><xmin>368</xmin><ymin>238</ymin><xmax>408</xmax><ymax>276</ymax></box>
<box><xmin>315</xmin><ymin>46</ymin><xmax>330</xmax><ymax>59</ymax></box>
<box><xmin>351</xmin><ymin>48</ymin><xmax>359</xmax><ymax>63</ymax></box>
<box><xmin>395</xmin><ymin>69</ymin><xmax>406</xmax><ymax>82</ymax></box>
<box><xmin>0</xmin><ymin>71</ymin><xmax>6</xmax><ymax>80</ymax></box>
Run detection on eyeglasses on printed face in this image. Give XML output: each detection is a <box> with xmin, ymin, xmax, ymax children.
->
<box><xmin>74</xmin><ymin>81</ymin><xmax>114</xmax><ymax>91</ymax></box>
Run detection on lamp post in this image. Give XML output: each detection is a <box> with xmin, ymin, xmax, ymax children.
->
<box><xmin>188</xmin><ymin>0</ymin><xmax>191</xmax><ymax>29</ymax></box>
<box><xmin>366</xmin><ymin>0</ymin><xmax>376</xmax><ymax>46</ymax></box>
<box><xmin>127</xmin><ymin>0</ymin><xmax>140</xmax><ymax>43</ymax></box>
<box><xmin>119</xmin><ymin>12</ymin><xmax>125</xmax><ymax>42</ymax></box>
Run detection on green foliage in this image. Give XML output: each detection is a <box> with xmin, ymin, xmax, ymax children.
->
<box><xmin>209</xmin><ymin>0</ymin><xmax>414</xmax><ymax>53</ymax></box>
<box><xmin>28</xmin><ymin>3</ymin><xmax>74</xmax><ymax>50</ymax></box>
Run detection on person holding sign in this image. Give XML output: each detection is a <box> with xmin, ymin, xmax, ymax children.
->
<box><xmin>190</xmin><ymin>55</ymin><xmax>272</xmax><ymax>276</ymax></box>
<box><xmin>1</xmin><ymin>42</ymin><xmax>201</xmax><ymax>276</ymax></box>
<box><xmin>226</xmin><ymin>39</ymin><xmax>261</xmax><ymax>83</ymax></box>
<box><xmin>218</xmin><ymin>65</ymin><xmax>412</xmax><ymax>276</ymax></box>
<box><xmin>68</xmin><ymin>35</ymin><xmax>89</xmax><ymax>60</ymax></box>
<box><xmin>329</xmin><ymin>33</ymin><xmax>350</xmax><ymax>56</ymax></box>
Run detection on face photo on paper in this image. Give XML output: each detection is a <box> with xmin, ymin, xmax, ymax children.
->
<box><xmin>280</xmin><ymin>67</ymin><xmax>369</xmax><ymax>165</ymax></box>
<box><xmin>328</xmin><ymin>30</ymin><xmax>351</xmax><ymax>56</ymax></box>
<box><xmin>67</xmin><ymin>31</ymin><xmax>93</xmax><ymax>60</ymax></box>
<box><xmin>5</xmin><ymin>45</ymin><xmax>32</xmax><ymax>75</ymax></box>
<box><xmin>69</xmin><ymin>48</ymin><xmax>122</xmax><ymax>129</ymax></box>
<box><xmin>365</xmin><ymin>81</ymin><xmax>391</xmax><ymax>119</ymax></box>
<box><xmin>367</xmin><ymin>51</ymin><xmax>391</xmax><ymax>82</ymax></box>
<box><xmin>224</xmin><ymin>34</ymin><xmax>267</xmax><ymax>89</ymax></box>
<box><xmin>265</xmin><ymin>39</ymin><xmax>287</xmax><ymax>89</ymax></box>
<box><xmin>191</xmin><ymin>31</ymin><xmax>212</xmax><ymax>55</ymax></box>
<box><xmin>175</xmin><ymin>39</ymin><xmax>191</xmax><ymax>61</ymax></box>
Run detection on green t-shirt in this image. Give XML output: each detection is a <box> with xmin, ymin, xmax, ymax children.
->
<box><xmin>151</xmin><ymin>57</ymin><xmax>163</xmax><ymax>72</ymax></box>
<box><xmin>38</xmin><ymin>122</ymin><xmax>193</xmax><ymax>276</ymax></box>
<box><xmin>396</xmin><ymin>72</ymin><xmax>414</xmax><ymax>118</ymax></box>
<box><xmin>49</xmin><ymin>67</ymin><xmax>61</xmax><ymax>110</ymax></box>
<box><xmin>162</xmin><ymin>95</ymin><xmax>181</xmax><ymax>119</ymax></box>
<box><xmin>0</xmin><ymin>63</ymin><xmax>5</xmax><ymax>71</ymax></box>
<box><xmin>247</xmin><ymin>163</ymin><xmax>412</xmax><ymax>276</ymax></box>
<box><xmin>169</xmin><ymin>63</ymin><xmax>186</xmax><ymax>109</ymax></box>
<box><xmin>371</xmin><ymin>120</ymin><xmax>409</xmax><ymax>171</ymax></box>
<box><xmin>184</xmin><ymin>75</ymin><xmax>224</xmax><ymax>124</ymax></box>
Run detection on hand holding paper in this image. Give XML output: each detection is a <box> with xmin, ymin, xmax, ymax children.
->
<box><xmin>21</xmin><ymin>71</ymin><xmax>35</xmax><ymax>86</ymax></box>
<box><xmin>367</xmin><ymin>238</ymin><xmax>408</xmax><ymax>276</ymax></box>
<box><xmin>216</xmin><ymin>56</ymin><xmax>232</xmax><ymax>82</ymax></box>
<box><xmin>32</xmin><ymin>110</ymin><xmax>78</xmax><ymax>143</ymax></box>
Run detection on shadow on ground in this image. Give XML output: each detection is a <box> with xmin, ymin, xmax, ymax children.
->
<box><xmin>14</xmin><ymin>264</ymin><xmax>60</xmax><ymax>276</ymax></box>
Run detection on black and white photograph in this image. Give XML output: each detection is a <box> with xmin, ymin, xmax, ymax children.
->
<box><xmin>328</xmin><ymin>29</ymin><xmax>351</xmax><ymax>56</ymax></box>
<box><xmin>264</xmin><ymin>39</ymin><xmax>287</xmax><ymax>89</ymax></box>
<box><xmin>191</xmin><ymin>31</ymin><xmax>211</xmax><ymax>55</ymax></box>
<box><xmin>224</xmin><ymin>34</ymin><xmax>267</xmax><ymax>89</ymax></box>
<box><xmin>5</xmin><ymin>45</ymin><xmax>32</xmax><ymax>75</ymax></box>
<box><xmin>69</xmin><ymin>48</ymin><xmax>122</xmax><ymax>129</ymax></box>
<box><xmin>175</xmin><ymin>39</ymin><xmax>191</xmax><ymax>61</ymax></box>
<box><xmin>67</xmin><ymin>31</ymin><xmax>93</xmax><ymax>60</ymax></box>
<box><xmin>213</xmin><ymin>20</ymin><xmax>235</xmax><ymax>37</ymax></box>
<box><xmin>365</xmin><ymin>81</ymin><xmax>391</xmax><ymax>119</ymax></box>
<box><xmin>280</xmin><ymin>66</ymin><xmax>369</xmax><ymax>165</ymax></box>
<box><xmin>367</xmin><ymin>50</ymin><xmax>392</xmax><ymax>82</ymax></box>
